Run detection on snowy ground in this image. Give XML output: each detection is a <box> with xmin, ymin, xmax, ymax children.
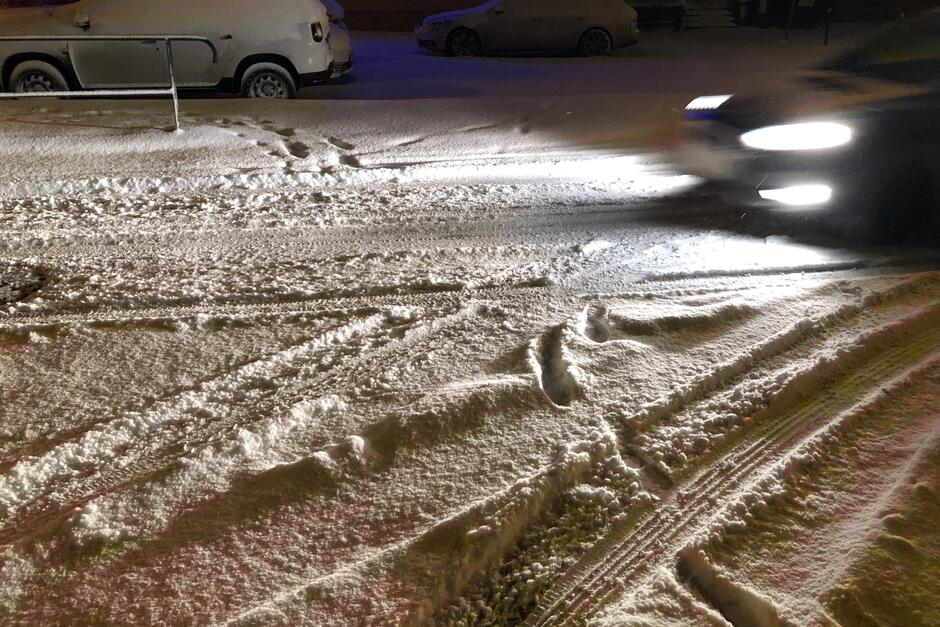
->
<box><xmin>1</xmin><ymin>27</ymin><xmax>938</xmax><ymax>626</ymax></box>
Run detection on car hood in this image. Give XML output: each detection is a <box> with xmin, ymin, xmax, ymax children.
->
<box><xmin>710</xmin><ymin>72</ymin><xmax>930</xmax><ymax>129</ymax></box>
<box><xmin>0</xmin><ymin>6</ymin><xmax>70</xmax><ymax>36</ymax></box>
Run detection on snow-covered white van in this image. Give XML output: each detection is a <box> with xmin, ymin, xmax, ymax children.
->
<box><xmin>0</xmin><ymin>0</ymin><xmax>335</xmax><ymax>98</ymax></box>
<box><xmin>416</xmin><ymin>0</ymin><xmax>639</xmax><ymax>57</ymax></box>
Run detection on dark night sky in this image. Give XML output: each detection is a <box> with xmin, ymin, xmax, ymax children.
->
<box><xmin>0</xmin><ymin>0</ymin><xmax>467</xmax><ymax>7</ymax></box>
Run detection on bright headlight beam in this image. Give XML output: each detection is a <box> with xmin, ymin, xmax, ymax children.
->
<box><xmin>741</xmin><ymin>122</ymin><xmax>853</xmax><ymax>151</ymax></box>
<box><xmin>759</xmin><ymin>184</ymin><xmax>833</xmax><ymax>206</ymax></box>
<box><xmin>685</xmin><ymin>95</ymin><xmax>733</xmax><ymax>111</ymax></box>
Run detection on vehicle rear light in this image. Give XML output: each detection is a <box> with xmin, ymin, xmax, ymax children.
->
<box><xmin>311</xmin><ymin>22</ymin><xmax>324</xmax><ymax>42</ymax></box>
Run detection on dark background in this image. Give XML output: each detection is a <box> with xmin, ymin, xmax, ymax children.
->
<box><xmin>0</xmin><ymin>0</ymin><xmax>465</xmax><ymax>30</ymax></box>
<box><xmin>1</xmin><ymin>0</ymin><xmax>938</xmax><ymax>31</ymax></box>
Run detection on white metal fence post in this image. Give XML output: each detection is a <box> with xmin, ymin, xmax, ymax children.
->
<box><xmin>165</xmin><ymin>38</ymin><xmax>181</xmax><ymax>131</ymax></box>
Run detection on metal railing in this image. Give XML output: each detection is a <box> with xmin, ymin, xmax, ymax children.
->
<box><xmin>0</xmin><ymin>35</ymin><xmax>218</xmax><ymax>131</ymax></box>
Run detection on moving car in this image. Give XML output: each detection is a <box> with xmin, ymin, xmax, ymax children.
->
<box><xmin>678</xmin><ymin>11</ymin><xmax>940</xmax><ymax>240</ymax></box>
<box><xmin>322</xmin><ymin>0</ymin><xmax>354</xmax><ymax>80</ymax></box>
<box><xmin>415</xmin><ymin>0</ymin><xmax>640</xmax><ymax>57</ymax></box>
<box><xmin>0</xmin><ymin>0</ymin><xmax>335</xmax><ymax>98</ymax></box>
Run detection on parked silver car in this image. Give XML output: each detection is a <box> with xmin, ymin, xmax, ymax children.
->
<box><xmin>0</xmin><ymin>0</ymin><xmax>336</xmax><ymax>98</ymax></box>
<box><xmin>416</xmin><ymin>0</ymin><xmax>639</xmax><ymax>57</ymax></box>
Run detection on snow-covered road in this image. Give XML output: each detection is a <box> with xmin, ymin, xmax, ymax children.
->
<box><xmin>1</xmin><ymin>26</ymin><xmax>938</xmax><ymax>626</ymax></box>
<box><xmin>2</xmin><ymin>156</ymin><xmax>938</xmax><ymax>624</ymax></box>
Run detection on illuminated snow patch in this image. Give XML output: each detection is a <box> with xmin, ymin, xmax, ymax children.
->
<box><xmin>759</xmin><ymin>185</ymin><xmax>833</xmax><ymax>207</ymax></box>
<box><xmin>581</xmin><ymin>239</ymin><xmax>616</xmax><ymax>256</ymax></box>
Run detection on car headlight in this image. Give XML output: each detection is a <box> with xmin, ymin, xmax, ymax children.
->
<box><xmin>759</xmin><ymin>184</ymin><xmax>833</xmax><ymax>206</ymax></box>
<box><xmin>740</xmin><ymin>122</ymin><xmax>853</xmax><ymax>151</ymax></box>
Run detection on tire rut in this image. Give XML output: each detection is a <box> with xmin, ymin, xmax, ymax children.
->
<box><xmin>526</xmin><ymin>316</ymin><xmax>940</xmax><ymax>626</ymax></box>
<box><xmin>0</xmin><ymin>304</ymin><xmax>480</xmax><ymax>547</ymax></box>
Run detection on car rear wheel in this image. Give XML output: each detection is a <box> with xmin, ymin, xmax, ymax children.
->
<box><xmin>578</xmin><ymin>28</ymin><xmax>613</xmax><ymax>57</ymax></box>
<box><xmin>447</xmin><ymin>29</ymin><xmax>482</xmax><ymax>57</ymax></box>
<box><xmin>241</xmin><ymin>63</ymin><xmax>296</xmax><ymax>99</ymax></box>
<box><xmin>9</xmin><ymin>60</ymin><xmax>68</xmax><ymax>93</ymax></box>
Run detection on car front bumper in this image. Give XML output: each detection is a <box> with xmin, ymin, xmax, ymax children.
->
<box><xmin>330</xmin><ymin>52</ymin><xmax>353</xmax><ymax>79</ymax></box>
<box><xmin>299</xmin><ymin>68</ymin><xmax>334</xmax><ymax>88</ymax></box>
<box><xmin>415</xmin><ymin>24</ymin><xmax>447</xmax><ymax>51</ymax></box>
<box><xmin>678</xmin><ymin>120</ymin><xmax>846</xmax><ymax>209</ymax></box>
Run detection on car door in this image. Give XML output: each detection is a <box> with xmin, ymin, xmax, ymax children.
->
<box><xmin>66</xmin><ymin>0</ymin><xmax>169</xmax><ymax>88</ymax></box>
<box><xmin>151</xmin><ymin>0</ymin><xmax>223</xmax><ymax>88</ymax></box>
<box><xmin>528</xmin><ymin>0</ymin><xmax>582</xmax><ymax>51</ymax></box>
<box><xmin>68</xmin><ymin>0</ymin><xmax>221</xmax><ymax>89</ymax></box>
<box><xmin>480</xmin><ymin>0</ymin><xmax>541</xmax><ymax>52</ymax></box>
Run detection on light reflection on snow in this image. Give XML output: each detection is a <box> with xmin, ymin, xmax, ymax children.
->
<box><xmin>645</xmin><ymin>233</ymin><xmax>856</xmax><ymax>277</ymax></box>
<box><xmin>399</xmin><ymin>154</ymin><xmax>699</xmax><ymax>196</ymax></box>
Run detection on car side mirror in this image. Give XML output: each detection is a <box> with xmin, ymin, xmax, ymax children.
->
<box><xmin>74</xmin><ymin>11</ymin><xmax>91</xmax><ymax>30</ymax></box>
<box><xmin>491</xmin><ymin>4</ymin><xmax>505</xmax><ymax>14</ymax></box>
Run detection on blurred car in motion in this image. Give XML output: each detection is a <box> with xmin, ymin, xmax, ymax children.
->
<box><xmin>678</xmin><ymin>10</ymin><xmax>940</xmax><ymax>240</ymax></box>
<box><xmin>0</xmin><ymin>0</ymin><xmax>335</xmax><ymax>98</ymax></box>
<box><xmin>322</xmin><ymin>0</ymin><xmax>353</xmax><ymax>80</ymax></box>
<box><xmin>415</xmin><ymin>0</ymin><xmax>639</xmax><ymax>57</ymax></box>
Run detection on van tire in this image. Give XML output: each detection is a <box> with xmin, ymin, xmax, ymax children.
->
<box><xmin>241</xmin><ymin>62</ymin><xmax>296</xmax><ymax>99</ymax></box>
<box><xmin>578</xmin><ymin>28</ymin><xmax>613</xmax><ymax>56</ymax></box>
<box><xmin>9</xmin><ymin>60</ymin><xmax>68</xmax><ymax>93</ymax></box>
<box><xmin>447</xmin><ymin>29</ymin><xmax>482</xmax><ymax>57</ymax></box>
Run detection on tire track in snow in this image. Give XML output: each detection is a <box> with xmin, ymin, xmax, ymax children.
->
<box><xmin>0</xmin><ymin>313</ymin><xmax>395</xmax><ymax>543</ymax></box>
<box><xmin>526</xmin><ymin>308</ymin><xmax>940</xmax><ymax>626</ymax></box>
<box><xmin>30</xmin><ymin>303</ymin><xmax>484</xmax><ymax>549</ymax></box>
<box><xmin>606</xmin><ymin>273</ymin><xmax>940</xmax><ymax>446</ymax></box>
<box><xmin>0</xmin><ymin>284</ymin><xmax>547</xmax><ymax>335</ymax></box>
<box><xmin>224</xmin><ymin>423</ymin><xmax>622</xmax><ymax>627</ymax></box>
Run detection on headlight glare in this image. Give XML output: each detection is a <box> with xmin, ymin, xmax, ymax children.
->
<box><xmin>741</xmin><ymin>122</ymin><xmax>853</xmax><ymax>151</ymax></box>
<box><xmin>759</xmin><ymin>184</ymin><xmax>833</xmax><ymax>206</ymax></box>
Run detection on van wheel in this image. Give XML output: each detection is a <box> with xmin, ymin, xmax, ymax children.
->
<box><xmin>10</xmin><ymin>60</ymin><xmax>68</xmax><ymax>93</ymax></box>
<box><xmin>447</xmin><ymin>29</ymin><xmax>482</xmax><ymax>57</ymax></box>
<box><xmin>578</xmin><ymin>28</ymin><xmax>612</xmax><ymax>57</ymax></box>
<box><xmin>241</xmin><ymin>63</ymin><xmax>296</xmax><ymax>99</ymax></box>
